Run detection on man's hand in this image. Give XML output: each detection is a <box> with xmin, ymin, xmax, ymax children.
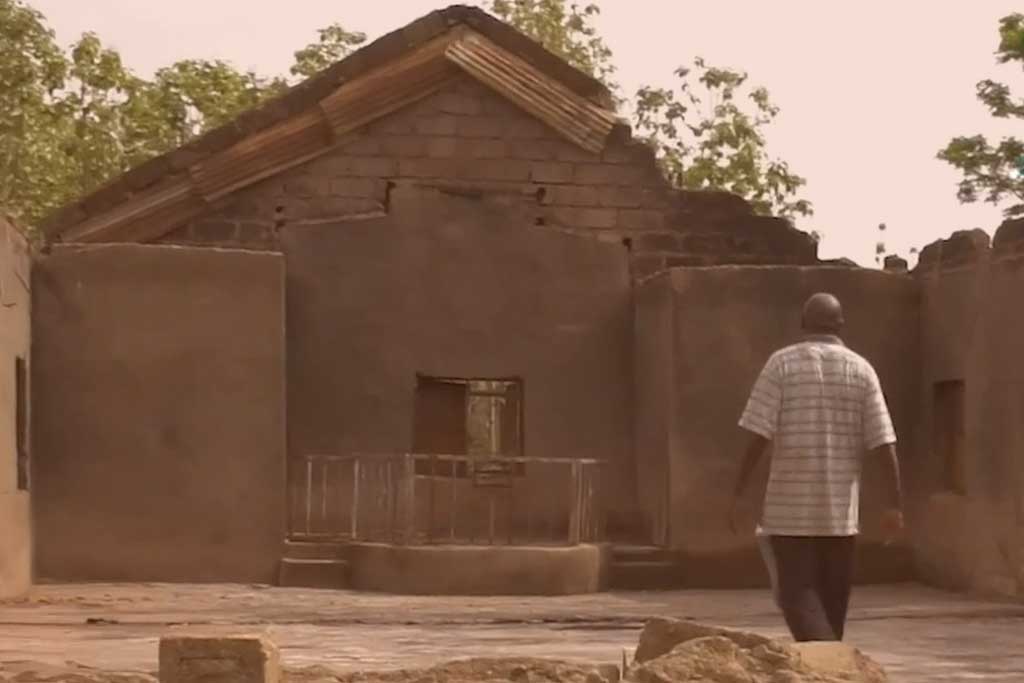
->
<box><xmin>880</xmin><ymin>508</ymin><xmax>904</xmax><ymax>545</ymax></box>
<box><xmin>872</xmin><ymin>443</ymin><xmax>903</xmax><ymax>546</ymax></box>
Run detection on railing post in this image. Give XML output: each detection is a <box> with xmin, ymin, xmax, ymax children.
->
<box><xmin>399</xmin><ymin>453</ymin><xmax>416</xmax><ymax>545</ymax></box>
<box><xmin>449</xmin><ymin>457</ymin><xmax>457</xmax><ymax>542</ymax></box>
<box><xmin>305</xmin><ymin>457</ymin><xmax>313</xmax><ymax>536</ymax></box>
<box><xmin>428</xmin><ymin>455</ymin><xmax>436</xmax><ymax>544</ymax></box>
<box><xmin>387</xmin><ymin>458</ymin><xmax>396</xmax><ymax>544</ymax></box>
<box><xmin>350</xmin><ymin>457</ymin><xmax>361</xmax><ymax>540</ymax></box>
<box><xmin>321</xmin><ymin>459</ymin><xmax>328</xmax><ymax>526</ymax></box>
<box><xmin>488</xmin><ymin>493</ymin><xmax>496</xmax><ymax>546</ymax></box>
<box><xmin>507</xmin><ymin>470</ymin><xmax>515</xmax><ymax>546</ymax></box>
<box><xmin>580</xmin><ymin>464</ymin><xmax>589</xmax><ymax>542</ymax></box>
<box><xmin>568</xmin><ymin>460</ymin><xmax>581</xmax><ymax>545</ymax></box>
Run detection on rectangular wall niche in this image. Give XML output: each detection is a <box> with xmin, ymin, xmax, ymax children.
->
<box><xmin>932</xmin><ymin>380</ymin><xmax>966</xmax><ymax>495</ymax></box>
<box><xmin>412</xmin><ymin>376</ymin><xmax>524</xmax><ymax>477</ymax></box>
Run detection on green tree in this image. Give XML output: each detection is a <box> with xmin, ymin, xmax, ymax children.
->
<box><xmin>939</xmin><ymin>13</ymin><xmax>1024</xmax><ymax>217</ymax></box>
<box><xmin>0</xmin><ymin>0</ymin><xmax>71</xmax><ymax>226</ymax></box>
<box><xmin>486</xmin><ymin>1</ymin><xmax>811</xmax><ymax>224</ymax></box>
<box><xmin>0</xmin><ymin>0</ymin><xmax>289</xmax><ymax>227</ymax></box>
<box><xmin>486</xmin><ymin>0</ymin><xmax>616</xmax><ymax>90</ymax></box>
<box><xmin>152</xmin><ymin>60</ymin><xmax>287</xmax><ymax>144</ymax></box>
<box><xmin>57</xmin><ymin>32</ymin><xmax>156</xmax><ymax>200</ymax></box>
<box><xmin>633</xmin><ymin>58</ymin><xmax>813</xmax><ymax>221</ymax></box>
<box><xmin>291</xmin><ymin>23</ymin><xmax>367</xmax><ymax>80</ymax></box>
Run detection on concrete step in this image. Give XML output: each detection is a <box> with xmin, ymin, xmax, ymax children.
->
<box><xmin>282</xmin><ymin>540</ymin><xmax>346</xmax><ymax>561</ymax></box>
<box><xmin>278</xmin><ymin>558</ymin><xmax>350</xmax><ymax>590</ymax></box>
<box><xmin>609</xmin><ymin>560</ymin><xmax>682</xmax><ymax>591</ymax></box>
<box><xmin>611</xmin><ymin>544</ymin><xmax>675</xmax><ymax>563</ymax></box>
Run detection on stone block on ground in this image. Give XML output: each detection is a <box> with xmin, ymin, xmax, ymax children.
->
<box><xmin>159</xmin><ymin>634</ymin><xmax>280</xmax><ymax>683</ymax></box>
<box><xmin>629</xmin><ymin>618</ymin><xmax>887</xmax><ymax>682</ymax></box>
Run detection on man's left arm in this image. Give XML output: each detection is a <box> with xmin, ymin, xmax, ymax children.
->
<box><xmin>863</xmin><ymin>368</ymin><xmax>903</xmax><ymax>540</ymax></box>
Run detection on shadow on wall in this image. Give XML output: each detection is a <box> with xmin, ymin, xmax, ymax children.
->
<box><xmin>634</xmin><ymin>264</ymin><xmax>921</xmax><ymax>587</ymax></box>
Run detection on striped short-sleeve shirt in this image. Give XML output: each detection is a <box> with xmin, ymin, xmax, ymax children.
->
<box><xmin>738</xmin><ymin>338</ymin><xmax>897</xmax><ymax>536</ymax></box>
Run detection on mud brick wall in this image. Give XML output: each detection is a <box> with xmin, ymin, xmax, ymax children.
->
<box><xmin>910</xmin><ymin>218</ymin><xmax>1024</xmax><ymax>598</ymax></box>
<box><xmin>914</xmin><ymin>228</ymin><xmax>992</xmax><ymax>274</ymax></box>
<box><xmin>914</xmin><ymin>219</ymin><xmax>1024</xmax><ymax>276</ymax></box>
<box><xmin>31</xmin><ymin>245</ymin><xmax>286</xmax><ymax>584</ymax></box>
<box><xmin>0</xmin><ymin>217</ymin><xmax>31</xmax><ymax>598</ymax></box>
<box><xmin>160</xmin><ymin>77</ymin><xmax>817</xmax><ymax>274</ymax></box>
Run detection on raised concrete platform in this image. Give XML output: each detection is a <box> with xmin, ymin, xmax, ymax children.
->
<box><xmin>0</xmin><ymin>491</ymin><xmax>31</xmax><ymax>600</ymax></box>
<box><xmin>348</xmin><ymin>542</ymin><xmax>611</xmax><ymax>595</ymax></box>
<box><xmin>277</xmin><ymin>541</ymin><xmax>349</xmax><ymax>589</ymax></box>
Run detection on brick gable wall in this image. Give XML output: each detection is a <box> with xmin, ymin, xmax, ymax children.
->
<box><xmin>161</xmin><ymin>77</ymin><xmax>817</xmax><ymax>276</ymax></box>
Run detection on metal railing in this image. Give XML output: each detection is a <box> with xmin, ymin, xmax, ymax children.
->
<box><xmin>293</xmin><ymin>453</ymin><xmax>606</xmax><ymax>546</ymax></box>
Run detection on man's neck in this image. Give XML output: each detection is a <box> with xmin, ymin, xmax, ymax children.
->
<box><xmin>802</xmin><ymin>332</ymin><xmax>844</xmax><ymax>346</ymax></box>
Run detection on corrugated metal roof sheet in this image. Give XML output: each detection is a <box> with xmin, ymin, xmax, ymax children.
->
<box><xmin>62</xmin><ymin>181</ymin><xmax>199</xmax><ymax>243</ymax></box>
<box><xmin>192</xmin><ymin>108</ymin><xmax>332</xmax><ymax>202</ymax></box>
<box><xmin>445</xmin><ymin>32</ymin><xmax>619</xmax><ymax>153</ymax></box>
<box><xmin>321</xmin><ymin>34</ymin><xmax>460</xmax><ymax>138</ymax></box>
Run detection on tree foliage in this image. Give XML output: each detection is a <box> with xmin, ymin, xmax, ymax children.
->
<box><xmin>0</xmin><ymin>0</ymin><xmax>73</xmax><ymax>225</ymax></box>
<box><xmin>291</xmin><ymin>23</ymin><xmax>367</xmax><ymax>79</ymax></box>
<box><xmin>487</xmin><ymin>1</ymin><xmax>811</xmax><ymax>224</ymax></box>
<box><xmin>0</xmin><ymin>0</ymin><xmax>300</xmax><ymax>226</ymax></box>
<box><xmin>0</xmin><ymin>0</ymin><xmax>371</xmax><ymax>228</ymax></box>
<box><xmin>939</xmin><ymin>13</ymin><xmax>1024</xmax><ymax>217</ymax></box>
<box><xmin>486</xmin><ymin>0</ymin><xmax>616</xmax><ymax>90</ymax></box>
<box><xmin>633</xmin><ymin>59</ymin><xmax>813</xmax><ymax>221</ymax></box>
<box><xmin>153</xmin><ymin>60</ymin><xmax>287</xmax><ymax>144</ymax></box>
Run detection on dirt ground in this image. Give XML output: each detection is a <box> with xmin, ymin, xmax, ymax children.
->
<box><xmin>0</xmin><ymin>582</ymin><xmax>1021</xmax><ymax>682</ymax></box>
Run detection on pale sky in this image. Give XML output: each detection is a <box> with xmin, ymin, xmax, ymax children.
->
<box><xmin>29</xmin><ymin>0</ymin><xmax>1024</xmax><ymax>266</ymax></box>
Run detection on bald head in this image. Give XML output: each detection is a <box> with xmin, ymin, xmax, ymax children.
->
<box><xmin>802</xmin><ymin>293</ymin><xmax>844</xmax><ymax>334</ymax></box>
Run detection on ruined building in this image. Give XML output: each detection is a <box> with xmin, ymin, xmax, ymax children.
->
<box><xmin>1</xmin><ymin>6</ymin><xmax>1022</xmax><ymax>597</ymax></box>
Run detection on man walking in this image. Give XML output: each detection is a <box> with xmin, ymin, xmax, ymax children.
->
<box><xmin>731</xmin><ymin>292</ymin><xmax>904</xmax><ymax>642</ymax></box>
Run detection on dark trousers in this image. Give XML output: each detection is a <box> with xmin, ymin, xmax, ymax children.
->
<box><xmin>768</xmin><ymin>535</ymin><xmax>856</xmax><ymax>642</ymax></box>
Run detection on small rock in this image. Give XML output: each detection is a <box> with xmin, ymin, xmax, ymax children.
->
<box><xmin>792</xmin><ymin>642</ymin><xmax>888</xmax><ymax>681</ymax></box>
<box><xmin>509</xmin><ymin>665</ymin><xmax>529</xmax><ymax>681</ymax></box>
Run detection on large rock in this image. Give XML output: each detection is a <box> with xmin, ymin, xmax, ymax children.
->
<box><xmin>629</xmin><ymin>619</ymin><xmax>887</xmax><ymax>682</ymax></box>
